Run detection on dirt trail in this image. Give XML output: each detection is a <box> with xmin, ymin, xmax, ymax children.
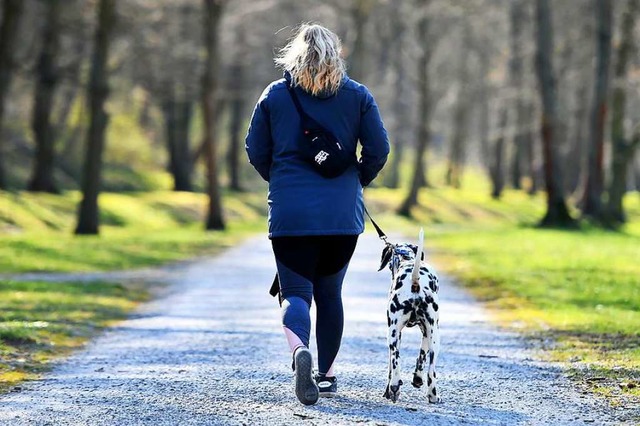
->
<box><xmin>0</xmin><ymin>234</ymin><xmax>628</xmax><ymax>425</ymax></box>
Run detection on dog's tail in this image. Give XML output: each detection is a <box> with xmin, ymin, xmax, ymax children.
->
<box><xmin>411</xmin><ymin>228</ymin><xmax>424</xmax><ymax>293</ymax></box>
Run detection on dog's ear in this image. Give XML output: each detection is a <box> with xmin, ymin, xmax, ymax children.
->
<box><xmin>378</xmin><ymin>245</ymin><xmax>393</xmax><ymax>271</ymax></box>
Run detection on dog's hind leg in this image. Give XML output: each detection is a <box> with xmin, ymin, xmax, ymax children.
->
<box><xmin>383</xmin><ymin>315</ymin><xmax>405</xmax><ymax>402</ymax></box>
<box><xmin>411</xmin><ymin>324</ymin><xmax>429</xmax><ymax>389</ymax></box>
<box><xmin>413</xmin><ymin>305</ymin><xmax>441</xmax><ymax>403</ymax></box>
<box><xmin>426</xmin><ymin>311</ymin><xmax>441</xmax><ymax>403</ymax></box>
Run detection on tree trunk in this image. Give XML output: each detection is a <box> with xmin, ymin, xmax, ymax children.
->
<box><xmin>445</xmin><ymin>86</ymin><xmax>468</xmax><ymax>189</ymax></box>
<box><xmin>137</xmin><ymin>89</ymin><xmax>155</xmax><ymax>136</ymax></box>
<box><xmin>0</xmin><ymin>0</ymin><xmax>24</xmax><ymax>189</ymax></box>
<box><xmin>446</xmin><ymin>28</ymin><xmax>472</xmax><ymax>189</ymax></box>
<box><xmin>566</xmin><ymin>81</ymin><xmax>589</xmax><ymax>194</ymax></box>
<box><xmin>534</xmin><ymin>0</ymin><xmax>576</xmax><ymax>227</ymax></box>
<box><xmin>201</xmin><ymin>0</ymin><xmax>225</xmax><ymax>230</ymax></box>
<box><xmin>511</xmin><ymin>133</ymin><xmax>524</xmax><ymax>190</ymax></box>
<box><xmin>162</xmin><ymin>98</ymin><xmax>176</xmax><ymax>181</ymax></box>
<box><xmin>398</xmin><ymin>2</ymin><xmax>431</xmax><ymax>216</ymax></box>
<box><xmin>490</xmin><ymin>107</ymin><xmax>508</xmax><ymax>199</ymax></box>
<box><xmin>227</xmin><ymin>62</ymin><xmax>244</xmax><ymax>192</ymax></box>
<box><xmin>524</xmin><ymin>101</ymin><xmax>539</xmax><ymax>195</ymax></box>
<box><xmin>383</xmin><ymin>0</ymin><xmax>406</xmax><ymax>189</ymax></box>
<box><xmin>606</xmin><ymin>0</ymin><xmax>639</xmax><ymax>223</ymax></box>
<box><xmin>509</xmin><ymin>0</ymin><xmax>526</xmax><ymax>190</ymax></box>
<box><xmin>477</xmin><ymin>53</ymin><xmax>492</xmax><ymax>186</ymax></box>
<box><xmin>75</xmin><ymin>0</ymin><xmax>116</xmax><ymax>235</ymax></box>
<box><xmin>348</xmin><ymin>0</ymin><xmax>373</xmax><ymax>83</ymax></box>
<box><xmin>162</xmin><ymin>95</ymin><xmax>194</xmax><ymax>192</ymax></box>
<box><xmin>581</xmin><ymin>0</ymin><xmax>613</xmax><ymax>220</ymax></box>
<box><xmin>176</xmin><ymin>100</ymin><xmax>194</xmax><ymax>190</ymax></box>
<box><xmin>28</xmin><ymin>0</ymin><xmax>63</xmax><ymax>193</ymax></box>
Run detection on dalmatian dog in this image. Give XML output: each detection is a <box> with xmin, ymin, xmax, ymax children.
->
<box><xmin>379</xmin><ymin>229</ymin><xmax>441</xmax><ymax>403</ymax></box>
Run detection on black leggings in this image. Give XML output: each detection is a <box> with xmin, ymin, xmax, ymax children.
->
<box><xmin>272</xmin><ymin>235</ymin><xmax>358</xmax><ymax>374</ymax></box>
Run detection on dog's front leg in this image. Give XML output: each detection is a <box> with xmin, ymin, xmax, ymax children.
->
<box><xmin>383</xmin><ymin>314</ymin><xmax>404</xmax><ymax>402</ymax></box>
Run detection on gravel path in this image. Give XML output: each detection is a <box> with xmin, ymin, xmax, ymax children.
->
<box><xmin>0</xmin><ymin>234</ymin><xmax>629</xmax><ymax>425</ymax></box>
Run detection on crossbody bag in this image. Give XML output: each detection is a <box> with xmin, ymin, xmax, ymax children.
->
<box><xmin>286</xmin><ymin>82</ymin><xmax>355</xmax><ymax>178</ymax></box>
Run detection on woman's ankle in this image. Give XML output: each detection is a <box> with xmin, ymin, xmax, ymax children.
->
<box><xmin>283</xmin><ymin>327</ymin><xmax>305</xmax><ymax>353</ymax></box>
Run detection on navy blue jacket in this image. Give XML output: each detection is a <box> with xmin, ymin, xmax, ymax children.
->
<box><xmin>245</xmin><ymin>72</ymin><xmax>389</xmax><ymax>238</ymax></box>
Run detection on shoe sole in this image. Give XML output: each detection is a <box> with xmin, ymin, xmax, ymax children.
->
<box><xmin>294</xmin><ymin>349</ymin><xmax>319</xmax><ymax>405</ymax></box>
<box><xmin>319</xmin><ymin>391</ymin><xmax>336</xmax><ymax>398</ymax></box>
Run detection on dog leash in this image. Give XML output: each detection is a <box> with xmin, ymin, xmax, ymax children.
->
<box><xmin>363</xmin><ymin>204</ymin><xmax>392</xmax><ymax>246</ymax></box>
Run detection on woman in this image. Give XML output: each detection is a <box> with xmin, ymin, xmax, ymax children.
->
<box><xmin>245</xmin><ymin>23</ymin><xmax>389</xmax><ymax>405</ymax></box>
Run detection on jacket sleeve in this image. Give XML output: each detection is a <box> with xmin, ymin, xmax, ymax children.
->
<box><xmin>245</xmin><ymin>88</ymin><xmax>273</xmax><ymax>182</ymax></box>
<box><xmin>357</xmin><ymin>90</ymin><xmax>390</xmax><ymax>187</ymax></box>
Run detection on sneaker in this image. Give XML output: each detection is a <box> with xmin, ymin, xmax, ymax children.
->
<box><xmin>293</xmin><ymin>348</ymin><xmax>319</xmax><ymax>405</ymax></box>
<box><xmin>314</xmin><ymin>373</ymin><xmax>337</xmax><ymax>398</ymax></box>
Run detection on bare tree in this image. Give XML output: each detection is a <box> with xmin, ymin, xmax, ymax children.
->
<box><xmin>534</xmin><ymin>0</ymin><xmax>576</xmax><ymax>227</ymax></box>
<box><xmin>127</xmin><ymin>1</ymin><xmax>204</xmax><ymax>192</ymax></box>
<box><xmin>477</xmin><ymin>54</ymin><xmax>493</xmax><ymax>195</ymax></box>
<box><xmin>581</xmin><ymin>0</ymin><xmax>613</xmax><ymax>220</ymax></box>
<box><xmin>524</xmin><ymin>102</ymin><xmax>539</xmax><ymax>195</ymax></box>
<box><xmin>163</xmin><ymin>4</ymin><xmax>199</xmax><ymax>192</ymax></box>
<box><xmin>509</xmin><ymin>0</ymin><xmax>526</xmax><ymax>190</ymax></box>
<box><xmin>201</xmin><ymin>0</ymin><xmax>225</xmax><ymax>230</ymax></box>
<box><xmin>490</xmin><ymin>106</ymin><xmax>508</xmax><ymax>199</ymax></box>
<box><xmin>162</xmin><ymin>97</ymin><xmax>194</xmax><ymax>192</ymax></box>
<box><xmin>226</xmin><ymin>28</ymin><xmax>247</xmax><ymax>192</ymax></box>
<box><xmin>561</xmin><ymin>6</ymin><xmax>593</xmax><ymax>196</ymax></box>
<box><xmin>51</xmin><ymin>15</ymin><xmax>91</xmax><ymax>185</ymax></box>
<box><xmin>383</xmin><ymin>0</ymin><xmax>408</xmax><ymax>189</ymax></box>
<box><xmin>28</xmin><ymin>0</ymin><xmax>63</xmax><ymax>193</ymax></box>
<box><xmin>566</xmin><ymin>77</ymin><xmax>589</xmax><ymax>194</ymax></box>
<box><xmin>445</xmin><ymin>28</ymin><xmax>471</xmax><ymax>189</ymax></box>
<box><xmin>0</xmin><ymin>0</ymin><xmax>24</xmax><ymax>189</ymax></box>
<box><xmin>606</xmin><ymin>0</ymin><xmax>639</xmax><ymax>223</ymax></box>
<box><xmin>75</xmin><ymin>0</ymin><xmax>116</xmax><ymax>235</ymax></box>
<box><xmin>347</xmin><ymin>0</ymin><xmax>374</xmax><ymax>82</ymax></box>
<box><xmin>398</xmin><ymin>0</ymin><xmax>431</xmax><ymax>216</ymax></box>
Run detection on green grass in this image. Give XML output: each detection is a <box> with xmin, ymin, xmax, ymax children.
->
<box><xmin>0</xmin><ymin>190</ymin><xmax>267</xmax><ymax>273</ymax></box>
<box><xmin>0</xmin><ymin>280</ymin><xmax>149</xmax><ymax>391</ymax></box>
<box><xmin>0</xmin><ymin>188</ymin><xmax>268</xmax><ymax>392</ymax></box>
<box><xmin>365</xmin><ymin>168</ymin><xmax>640</xmax><ymax>408</ymax></box>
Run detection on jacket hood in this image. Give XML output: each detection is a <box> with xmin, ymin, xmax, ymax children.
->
<box><xmin>283</xmin><ymin>71</ymin><xmax>349</xmax><ymax>99</ymax></box>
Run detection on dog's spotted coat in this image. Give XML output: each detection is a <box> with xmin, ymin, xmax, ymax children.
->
<box><xmin>379</xmin><ymin>229</ymin><xmax>441</xmax><ymax>403</ymax></box>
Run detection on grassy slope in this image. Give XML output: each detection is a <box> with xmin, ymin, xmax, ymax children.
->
<box><xmin>0</xmin><ymin>189</ymin><xmax>267</xmax><ymax>390</ymax></box>
<box><xmin>0</xmin><ymin>190</ymin><xmax>266</xmax><ymax>273</ymax></box>
<box><xmin>0</xmin><ymin>281</ymin><xmax>148</xmax><ymax>392</ymax></box>
<box><xmin>365</xmin><ymin>170</ymin><xmax>640</xmax><ymax>407</ymax></box>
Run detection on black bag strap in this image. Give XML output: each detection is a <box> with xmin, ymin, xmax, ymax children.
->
<box><xmin>287</xmin><ymin>82</ymin><xmax>320</xmax><ymax>130</ymax></box>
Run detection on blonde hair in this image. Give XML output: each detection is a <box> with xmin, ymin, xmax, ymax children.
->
<box><xmin>275</xmin><ymin>24</ymin><xmax>346</xmax><ymax>96</ymax></box>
